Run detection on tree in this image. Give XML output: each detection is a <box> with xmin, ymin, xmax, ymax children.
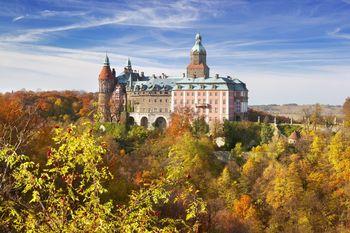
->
<box><xmin>0</xmin><ymin>123</ymin><xmax>115</xmax><ymax>232</ymax></box>
<box><xmin>343</xmin><ymin>97</ymin><xmax>350</xmax><ymax>125</ymax></box>
<box><xmin>310</xmin><ymin>104</ymin><xmax>323</xmax><ymax>130</ymax></box>
<box><xmin>191</xmin><ymin>116</ymin><xmax>209</xmax><ymax>138</ymax></box>
<box><xmin>260</xmin><ymin>123</ymin><xmax>274</xmax><ymax>144</ymax></box>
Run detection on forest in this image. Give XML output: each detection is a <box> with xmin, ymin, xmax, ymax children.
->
<box><xmin>1</xmin><ymin>91</ymin><xmax>350</xmax><ymax>233</ymax></box>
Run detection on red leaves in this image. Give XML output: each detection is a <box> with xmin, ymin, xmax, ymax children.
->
<box><xmin>46</xmin><ymin>148</ymin><xmax>52</xmax><ymax>158</ymax></box>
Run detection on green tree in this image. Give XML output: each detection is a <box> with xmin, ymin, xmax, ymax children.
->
<box><xmin>260</xmin><ymin>123</ymin><xmax>274</xmax><ymax>144</ymax></box>
<box><xmin>0</xmin><ymin>124</ymin><xmax>115</xmax><ymax>232</ymax></box>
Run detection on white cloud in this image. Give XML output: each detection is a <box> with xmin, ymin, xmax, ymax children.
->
<box><xmin>328</xmin><ymin>27</ymin><xmax>350</xmax><ymax>39</ymax></box>
<box><xmin>12</xmin><ymin>15</ymin><xmax>25</xmax><ymax>22</ymax></box>
<box><xmin>3</xmin><ymin>0</ymin><xmax>203</xmax><ymax>43</ymax></box>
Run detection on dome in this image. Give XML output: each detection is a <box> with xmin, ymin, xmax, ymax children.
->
<box><xmin>191</xmin><ymin>33</ymin><xmax>206</xmax><ymax>54</ymax></box>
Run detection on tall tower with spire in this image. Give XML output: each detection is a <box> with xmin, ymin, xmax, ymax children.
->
<box><xmin>186</xmin><ymin>33</ymin><xmax>209</xmax><ymax>78</ymax></box>
<box><xmin>98</xmin><ymin>54</ymin><xmax>115</xmax><ymax>121</ymax></box>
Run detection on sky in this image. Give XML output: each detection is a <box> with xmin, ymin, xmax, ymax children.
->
<box><xmin>0</xmin><ymin>0</ymin><xmax>350</xmax><ymax>105</ymax></box>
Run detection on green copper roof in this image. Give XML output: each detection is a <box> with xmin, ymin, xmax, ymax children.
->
<box><xmin>191</xmin><ymin>33</ymin><xmax>206</xmax><ymax>54</ymax></box>
<box><xmin>104</xmin><ymin>54</ymin><xmax>110</xmax><ymax>66</ymax></box>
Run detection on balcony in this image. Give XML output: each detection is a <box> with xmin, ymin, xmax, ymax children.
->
<box><xmin>195</xmin><ymin>103</ymin><xmax>210</xmax><ymax>108</ymax></box>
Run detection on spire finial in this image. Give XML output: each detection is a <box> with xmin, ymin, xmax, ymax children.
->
<box><xmin>104</xmin><ymin>52</ymin><xmax>110</xmax><ymax>66</ymax></box>
<box><xmin>127</xmin><ymin>57</ymin><xmax>131</xmax><ymax>67</ymax></box>
<box><xmin>195</xmin><ymin>33</ymin><xmax>201</xmax><ymax>43</ymax></box>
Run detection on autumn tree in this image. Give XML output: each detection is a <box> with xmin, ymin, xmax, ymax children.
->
<box><xmin>343</xmin><ymin>97</ymin><xmax>350</xmax><ymax>125</ymax></box>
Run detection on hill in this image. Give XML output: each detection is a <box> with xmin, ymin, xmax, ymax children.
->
<box><xmin>250</xmin><ymin>104</ymin><xmax>343</xmax><ymax>121</ymax></box>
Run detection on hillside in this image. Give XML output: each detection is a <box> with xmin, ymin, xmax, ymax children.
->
<box><xmin>250</xmin><ymin>104</ymin><xmax>343</xmax><ymax>121</ymax></box>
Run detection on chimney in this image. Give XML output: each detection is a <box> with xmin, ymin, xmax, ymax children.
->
<box><xmin>182</xmin><ymin>73</ymin><xmax>186</xmax><ymax>78</ymax></box>
<box><xmin>141</xmin><ymin>71</ymin><xmax>144</xmax><ymax>77</ymax></box>
<box><xmin>227</xmin><ymin>75</ymin><xmax>231</xmax><ymax>79</ymax></box>
<box><xmin>152</xmin><ymin>74</ymin><xmax>156</xmax><ymax>79</ymax></box>
<box><xmin>215</xmin><ymin>74</ymin><xmax>219</xmax><ymax>79</ymax></box>
<box><xmin>193</xmin><ymin>74</ymin><xmax>197</xmax><ymax>79</ymax></box>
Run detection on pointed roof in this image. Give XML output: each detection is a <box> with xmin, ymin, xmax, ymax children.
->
<box><xmin>99</xmin><ymin>54</ymin><xmax>114</xmax><ymax>81</ymax></box>
<box><xmin>289</xmin><ymin>131</ymin><xmax>301</xmax><ymax>140</ymax></box>
<box><xmin>104</xmin><ymin>53</ymin><xmax>110</xmax><ymax>66</ymax></box>
<box><xmin>127</xmin><ymin>57</ymin><xmax>131</xmax><ymax>68</ymax></box>
<box><xmin>191</xmin><ymin>33</ymin><xmax>206</xmax><ymax>54</ymax></box>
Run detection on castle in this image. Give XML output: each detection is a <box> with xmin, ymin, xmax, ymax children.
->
<box><xmin>98</xmin><ymin>34</ymin><xmax>248</xmax><ymax>128</ymax></box>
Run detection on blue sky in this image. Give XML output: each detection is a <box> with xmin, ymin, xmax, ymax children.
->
<box><xmin>0</xmin><ymin>0</ymin><xmax>350</xmax><ymax>104</ymax></box>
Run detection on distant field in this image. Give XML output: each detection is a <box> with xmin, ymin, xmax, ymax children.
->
<box><xmin>250</xmin><ymin>104</ymin><xmax>344</xmax><ymax>121</ymax></box>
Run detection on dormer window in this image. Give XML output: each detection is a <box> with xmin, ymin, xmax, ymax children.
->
<box><xmin>212</xmin><ymin>84</ymin><xmax>217</xmax><ymax>89</ymax></box>
<box><xmin>200</xmin><ymin>84</ymin><xmax>205</xmax><ymax>89</ymax></box>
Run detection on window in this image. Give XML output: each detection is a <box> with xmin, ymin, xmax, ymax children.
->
<box><xmin>209</xmin><ymin>100</ymin><xmax>212</xmax><ymax>104</ymax></box>
<box><xmin>174</xmin><ymin>100</ymin><xmax>177</xmax><ymax>104</ymax></box>
<box><xmin>198</xmin><ymin>92</ymin><xmax>201</xmax><ymax>96</ymax></box>
<box><xmin>160</xmin><ymin>99</ymin><xmax>162</xmax><ymax>102</ymax></box>
<box><xmin>215</xmin><ymin>92</ymin><xmax>218</xmax><ymax>96</ymax></box>
<box><xmin>149</xmin><ymin>99</ymin><xmax>151</xmax><ymax>102</ymax></box>
<box><xmin>165</xmin><ymin>99</ymin><xmax>168</xmax><ymax>103</ymax></box>
<box><xmin>154</xmin><ymin>99</ymin><xmax>157</xmax><ymax>102</ymax></box>
<box><xmin>209</xmin><ymin>117</ymin><xmax>212</xmax><ymax>121</ymax></box>
<box><xmin>192</xmin><ymin>92</ymin><xmax>194</xmax><ymax>96</ymax></box>
<box><xmin>187</xmin><ymin>92</ymin><xmax>189</xmax><ymax>96</ymax></box>
<box><xmin>186</xmin><ymin>100</ymin><xmax>189</xmax><ymax>104</ymax></box>
<box><xmin>174</xmin><ymin>92</ymin><xmax>177</xmax><ymax>96</ymax></box>
<box><xmin>223</xmin><ymin>92</ymin><xmax>226</xmax><ymax>96</ymax></box>
<box><xmin>180</xmin><ymin>100</ymin><xmax>183</xmax><ymax>104</ymax></box>
<box><xmin>215</xmin><ymin>108</ymin><xmax>218</xmax><ymax>113</ymax></box>
<box><xmin>148</xmin><ymin>108</ymin><xmax>151</xmax><ymax>112</ymax></box>
<box><xmin>223</xmin><ymin>108</ymin><xmax>226</xmax><ymax>113</ymax></box>
<box><xmin>181</xmin><ymin>92</ymin><xmax>183</xmax><ymax>96</ymax></box>
<box><xmin>165</xmin><ymin>108</ymin><xmax>168</xmax><ymax>112</ymax></box>
<box><xmin>223</xmin><ymin>100</ymin><xmax>226</xmax><ymax>104</ymax></box>
<box><xmin>215</xmin><ymin>100</ymin><xmax>218</xmax><ymax>104</ymax></box>
<box><xmin>209</xmin><ymin>92</ymin><xmax>212</xmax><ymax>96</ymax></box>
<box><xmin>209</xmin><ymin>108</ymin><xmax>212</xmax><ymax>113</ymax></box>
<box><xmin>159</xmin><ymin>108</ymin><xmax>162</xmax><ymax>112</ymax></box>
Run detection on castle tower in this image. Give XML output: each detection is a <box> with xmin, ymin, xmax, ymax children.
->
<box><xmin>124</xmin><ymin>57</ymin><xmax>133</xmax><ymax>74</ymax></box>
<box><xmin>98</xmin><ymin>54</ymin><xmax>115</xmax><ymax>121</ymax></box>
<box><xmin>186</xmin><ymin>33</ymin><xmax>209</xmax><ymax>78</ymax></box>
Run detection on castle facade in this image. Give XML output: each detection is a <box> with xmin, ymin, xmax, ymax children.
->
<box><xmin>98</xmin><ymin>34</ymin><xmax>248</xmax><ymax>128</ymax></box>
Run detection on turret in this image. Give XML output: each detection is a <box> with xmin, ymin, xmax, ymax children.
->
<box><xmin>124</xmin><ymin>57</ymin><xmax>133</xmax><ymax>73</ymax></box>
<box><xmin>98</xmin><ymin>54</ymin><xmax>115</xmax><ymax>121</ymax></box>
<box><xmin>186</xmin><ymin>33</ymin><xmax>210</xmax><ymax>78</ymax></box>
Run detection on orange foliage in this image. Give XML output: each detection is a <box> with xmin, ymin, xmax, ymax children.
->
<box><xmin>233</xmin><ymin>195</ymin><xmax>253</xmax><ymax>219</ymax></box>
<box><xmin>166</xmin><ymin>107</ymin><xmax>193</xmax><ymax>138</ymax></box>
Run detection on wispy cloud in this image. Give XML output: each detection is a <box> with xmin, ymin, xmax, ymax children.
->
<box><xmin>3</xmin><ymin>0</ymin><xmax>206</xmax><ymax>43</ymax></box>
<box><xmin>328</xmin><ymin>27</ymin><xmax>350</xmax><ymax>39</ymax></box>
<box><xmin>12</xmin><ymin>15</ymin><xmax>25</xmax><ymax>22</ymax></box>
